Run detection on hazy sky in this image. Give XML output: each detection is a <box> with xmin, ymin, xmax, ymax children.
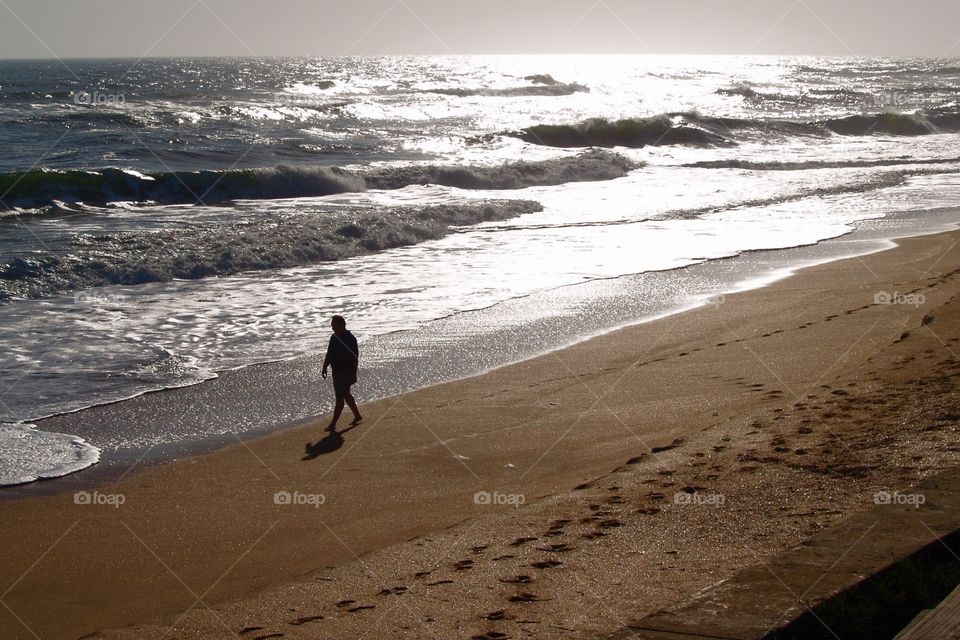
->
<box><xmin>1</xmin><ymin>0</ymin><xmax>959</xmax><ymax>59</ymax></box>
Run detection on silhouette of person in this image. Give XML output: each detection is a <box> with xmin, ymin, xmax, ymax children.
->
<box><xmin>322</xmin><ymin>314</ymin><xmax>362</xmax><ymax>430</ymax></box>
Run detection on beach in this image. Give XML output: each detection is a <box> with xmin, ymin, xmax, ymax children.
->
<box><xmin>2</xmin><ymin>223</ymin><xmax>959</xmax><ymax>639</ymax></box>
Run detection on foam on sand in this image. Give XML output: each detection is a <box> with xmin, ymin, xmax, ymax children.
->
<box><xmin>0</xmin><ymin>423</ymin><xmax>100</xmax><ymax>486</ymax></box>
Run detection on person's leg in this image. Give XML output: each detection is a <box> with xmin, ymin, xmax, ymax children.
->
<box><xmin>329</xmin><ymin>396</ymin><xmax>345</xmax><ymax>429</ymax></box>
<box><xmin>345</xmin><ymin>388</ymin><xmax>362</xmax><ymax>423</ymax></box>
<box><xmin>328</xmin><ymin>379</ymin><xmax>346</xmax><ymax>429</ymax></box>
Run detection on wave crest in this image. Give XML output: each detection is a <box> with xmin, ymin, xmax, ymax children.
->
<box><xmin>513</xmin><ymin>108</ymin><xmax>960</xmax><ymax>148</ymax></box>
<box><xmin>0</xmin><ymin>200</ymin><xmax>543</xmax><ymax>300</ymax></box>
<box><xmin>0</xmin><ymin>151</ymin><xmax>635</xmax><ymax>212</ymax></box>
<box><xmin>684</xmin><ymin>156</ymin><xmax>960</xmax><ymax>171</ymax></box>
<box><xmin>425</xmin><ymin>82</ymin><xmax>588</xmax><ymax>98</ymax></box>
<box><xmin>364</xmin><ymin>150</ymin><xmax>636</xmax><ymax>190</ymax></box>
<box><xmin>513</xmin><ymin>116</ymin><xmax>734</xmax><ymax>148</ymax></box>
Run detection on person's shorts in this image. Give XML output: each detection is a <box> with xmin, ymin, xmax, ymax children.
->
<box><xmin>332</xmin><ymin>373</ymin><xmax>355</xmax><ymax>397</ymax></box>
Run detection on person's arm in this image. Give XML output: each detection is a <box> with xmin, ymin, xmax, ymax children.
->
<box><xmin>322</xmin><ymin>338</ymin><xmax>332</xmax><ymax>378</ymax></box>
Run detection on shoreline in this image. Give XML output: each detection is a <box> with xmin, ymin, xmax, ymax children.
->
<box><xmin>6</xmin><ymin>204</ymin><xmax>960</xmax><ymax>497</ymax></box>
<box><xmin>2</xmin><ymin>220</ymin><xmax>960</xmax><ymax>638</ymax></box>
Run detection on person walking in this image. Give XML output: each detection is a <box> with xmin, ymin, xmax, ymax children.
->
<box><xmin>322</xmin><ymin>315</ymin><xmax>362</xmax><ymax>430</ymax></box>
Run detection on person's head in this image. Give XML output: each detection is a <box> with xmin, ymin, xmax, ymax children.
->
<box><xmin>331</xmin><ymin>315</ymin><xmax>346</xmax><ymax>334</ymax></box>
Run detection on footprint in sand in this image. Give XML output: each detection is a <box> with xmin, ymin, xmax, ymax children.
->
<box><xmin>499</xmin><ymin>575</ymin><xmax>534</xmax><ymax>584</ymax></box>
<box><xmin>530</xmin><ymin>559</ymin><xmax>562</xmax><ymax>570</ymax></box>
<box><xmin>508</xmin><ymin>592</ymin><xmax>543</xmax><ymax>603</ymax></box>
<box><xmin>484</xmin><ymin>609</ymin><xmax>516</xmax><ymax>621</ymax></box>
<box><xmin>651</xmin><ymin>438</ymin><xmax>686</xmax><ymax>453</ymax></box>
<box><xmin>471</xmin><ymin>631</ymin><xmax>510</xmax><ymax>640</ymax></box>
<box><xmin>545</xmin><ymin>519</ymin><xmax>571</xmax><ymax>537</ymax></box>
<box><xmin>535</xmin><ymin>542</ymin><xmax>574</xmax><ymax>553</ymax></box>
<box><xmin>427</xmin><ymin>579</ymin><xmax>454</xmax><ymax>586</ymax></box>
<box><xmin>454</xmin><ymin>559</ymin><xmax>475</xmax><ymax>570</ymax></box>
<box><xmin>347</xmin><ymin>605</ymin><xmax>375</xmax><ymax>613</ymax></box>
<box><xmin>239</xmin><ymin>627</ymin><xmax>264</xmax><ymax>636</ymax></box>
<box><xmin>253</xmin><ymin>635</ymin><xmax>284</xmax><ymax>640</ymax></box>
<box><xmin>510</xmin><ymin>536</ymin><xmax>538</xmax><ymax>547</ymax></box>
<box><xmin>289</xmin><ymin>615</ymin><xmax>324</xmax><ymax>626</ymax></box>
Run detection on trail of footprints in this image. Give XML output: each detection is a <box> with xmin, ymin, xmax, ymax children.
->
<box><xmin>236</xmin><ymin>298</ymin><xmax>960</xmax><ymax>638</ymax></box>
<box><xmin>242</xmin><ymin>405</ymin><xmax>915</xmax><ymax>635</ymax></box>
<box><xmin>231</xmin><ymin>434</ymin><xmax>707</xmax><ymax>639</ymax></box>
<box><xmin>466</xmin><ymin>437</ymin><xmax>699</xmax><ymax>639</ymax></box>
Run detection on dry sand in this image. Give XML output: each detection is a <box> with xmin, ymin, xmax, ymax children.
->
<box><xmin>3</xmin><ymin>227</ymin><xmax>960</xmax><ymax>640</ymax></box>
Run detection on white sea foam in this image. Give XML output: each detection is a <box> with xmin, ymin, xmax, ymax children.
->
<box><xmin>0</xmin><ymin>423</ymin><xmax>100</xmax><ymax>486</ymax></box>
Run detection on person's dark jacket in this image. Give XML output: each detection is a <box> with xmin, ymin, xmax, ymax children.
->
<box><xmin>326</xmin><ymin>330</ymin><xmax>359</xmax><ymax>382</ymax></box>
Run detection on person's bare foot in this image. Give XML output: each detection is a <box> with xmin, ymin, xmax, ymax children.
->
<box><xmin>350</xmin><ymin>415</ymin><xmax>364</xmax><ymax>426</ymax></box>
<box><xmin>325</xmin><ymin>422</ymin><xmax>337</xmax><ymax>432</ymax></box>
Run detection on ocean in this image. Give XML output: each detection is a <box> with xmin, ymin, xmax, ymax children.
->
<box><xmin>3</xmin><ymin>54</ymin><xmax>960</xmax><ymax>485</ymax></box>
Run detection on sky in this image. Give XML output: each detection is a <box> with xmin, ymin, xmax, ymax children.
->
<box><xmin>1</xmin><ymin>0</ymin><xmax>959</xmax><ymax>59</ymax></box>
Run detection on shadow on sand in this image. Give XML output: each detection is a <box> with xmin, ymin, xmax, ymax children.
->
<box><xmin>303</xmin><ymin>424</ymin><xmax>358</xmax><ymax>460</ymax></box>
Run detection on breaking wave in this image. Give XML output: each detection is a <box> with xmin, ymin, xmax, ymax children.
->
<box><xmin>716</xmin><ymin>82</ymin><xmax>758</xmax><ymax>98</ymax></box>
<box><xmin>513</xmin><ymin>115</ymin><xmax>733</xmax><ymax>148</ymax></box>
<box><xmin>0</xmin><ymin>200</ymin><xmax>544</xmax><ymax>300</ymax></box>
<box><xmin>424</xmin><ymin>79</ymin><xmax>588</xmax><ymax>98</ymax></box>
<box><xmin>364</xmin><ymin>150</ymin><xmax>635</xmax><ymax>190</ymax></box>
<box><xmin>683</xmin><ymin>155</ymin><xmax>960</xmax><ymax>171</ymax></box>
<box><xmin>0</xmin><ymin>151</ymin><xmax>635</xmax><ymax>212</ymax></box>
<box><xmin>512</xmin><ymin>108</ymin><xmax>960</xmax><ymax>148</ymax></box>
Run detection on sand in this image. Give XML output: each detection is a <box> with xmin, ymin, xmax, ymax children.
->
<box><xmin>2</xmin><ymin>226</ymin><xmax>960</xmax><ymax>640</ymax></box>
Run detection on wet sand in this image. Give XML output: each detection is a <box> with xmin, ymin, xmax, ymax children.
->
<box><xmin>3</xmin><ymin>226</ymin><xmax>960</xmax><ymax>640</ymax></box>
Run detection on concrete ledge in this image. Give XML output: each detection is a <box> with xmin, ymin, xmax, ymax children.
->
<box><xmin>609</xmin><ymin>469</ymin><xmax>960</xmax><ymax>640</ymax></box>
